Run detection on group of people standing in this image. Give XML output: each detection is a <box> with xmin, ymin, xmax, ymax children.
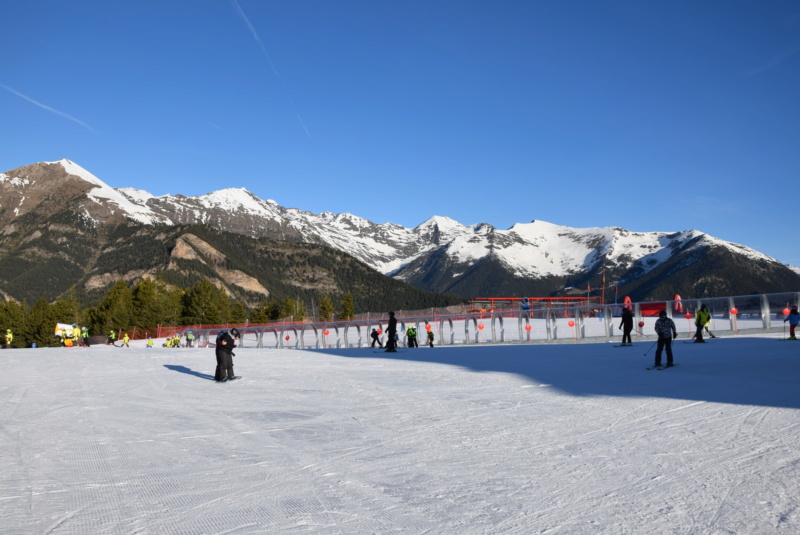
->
<box><xmin>371</xmin><ymin>313</ymin><xmax>435</xmax><ymax>351</ymax></box>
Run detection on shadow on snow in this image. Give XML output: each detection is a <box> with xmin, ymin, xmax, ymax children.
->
<box><xmin>308</xmin><ymin>337</ymin><xmax>800</xmax><ymax>410</ymax></box>
<box><xmin>163</xmin><ymin>364</ymin><xmax>215</xmax><ymax>381</ymax></box>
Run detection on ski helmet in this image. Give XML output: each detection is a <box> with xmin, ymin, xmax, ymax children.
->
<box><xmin>230</xmin><ymin>328</ymin><xmax>240</xmax><ymax>338</ymax></box>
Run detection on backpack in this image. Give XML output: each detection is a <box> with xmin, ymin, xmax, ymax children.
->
<box><xmin>216</xmin><ymin>331</ymin><xmax>228</xmax><ymax>344</ymax></box>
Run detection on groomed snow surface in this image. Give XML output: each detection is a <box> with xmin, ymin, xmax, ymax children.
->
<box><xmin>2</xmin><ymin>337</ymin><xmax>799</xmax><ymax>534</ymax></box>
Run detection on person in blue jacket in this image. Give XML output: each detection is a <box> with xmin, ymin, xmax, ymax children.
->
<box><xmin>784</xmin><ymin>306</ymin><xmax>800</xmax><ymax>340</ymax></box>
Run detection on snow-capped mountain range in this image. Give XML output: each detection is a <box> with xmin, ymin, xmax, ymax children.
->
<box><xmin>1</xmin><ymin>159</ymin><xmax>796</xmax><ymax>299</ymax></box>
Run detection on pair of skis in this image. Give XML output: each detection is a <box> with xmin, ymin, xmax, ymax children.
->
<box><xmin>646</xmin><ymin>363</ymin><xmax>679</xmax><ymax>371</ymax></box>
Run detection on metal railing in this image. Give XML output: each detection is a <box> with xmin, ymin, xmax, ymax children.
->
<box><xmin>179</xmin><ymin>291</ymin><xmax>800</xmax><ymax>350</ymax></box>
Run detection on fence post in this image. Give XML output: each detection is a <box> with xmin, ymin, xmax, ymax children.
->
<box><xmin>760</xmin><ymin>294</ymin><xmax>771</xmax><ymax>329</ymax></box>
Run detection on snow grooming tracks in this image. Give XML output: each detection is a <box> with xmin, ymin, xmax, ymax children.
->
<box><xmin>2</xmin><ymin>339</ymin><xmax>800</xmax><ymax>534</ymax></box>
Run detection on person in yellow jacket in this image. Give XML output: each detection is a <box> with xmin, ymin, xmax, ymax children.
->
<box><xmin>4</xmin><ymin>329</ymin><xmax>12</xmax><ymax>348</ymax></box>
<box><xmin>694</xmin><ymin>304</ymin><xmax>711</xmax><ymax>343</ymax></box>
<box><xmin>121</xmin><ymin>333</ymin><xmax>130</xmax><ymax>348</ymax></box>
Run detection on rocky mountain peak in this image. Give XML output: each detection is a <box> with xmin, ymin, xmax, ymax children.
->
<box><xmin>1</xmin><ymin>159</ymin><xmax>797</xmax><ymax>300</ymax></box>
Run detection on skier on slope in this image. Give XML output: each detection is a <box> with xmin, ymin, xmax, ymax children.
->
<box><xmin>694</xmin><ymin>304</ymin><xmax>711</xmax><ymax>343</ymax></box>
<box><xmin>654</xmin><ymin>310</ymin><xmax>677</xmax><ymax>369</ymax></box>
<box><xmin>215</xmin><ymin>328</ymin><xmax>240</xmax><ymax>382</ymax></box>
<box><xmin>385</xmin><ymin>312</ymin><xmax>398</xmax><ymax>353</ymax></box>
<box><xmin>784</xmin><ymin>306</ymin><xmax>800</xmax><ymax>340</ymax></box>
<box><xmin>370</xmin><ymin>328</ymin><xmax>383</xmax><ymax>348</ymax></box>
<box><xmin>619</xmin><ymin>307</ymin><xmax>634</xmax><ymax>346</ymax></box>
<box><xmin>406</xmin><ymin>325</ymin><xmax>418</xmax><ymax>348</ymax></box>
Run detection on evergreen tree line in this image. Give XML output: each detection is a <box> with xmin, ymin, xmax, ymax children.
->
<box><xmin>0</xmin><ymin>276</ymin><xmax>358</xmax><ymax>348</ymax></box>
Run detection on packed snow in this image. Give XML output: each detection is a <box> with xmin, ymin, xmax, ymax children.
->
<box><xmin>2</xmin><ymin>335</ymin><xmax>798</xmax><ymax>534</ymax></box>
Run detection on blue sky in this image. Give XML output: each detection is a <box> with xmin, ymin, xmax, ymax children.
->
<box><xmin>2</xmin><ymin>1</ymin><xmax>800</xmax><ymax>265</ymax></box>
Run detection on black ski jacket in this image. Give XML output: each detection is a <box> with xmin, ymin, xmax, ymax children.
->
<box><xmin>216</xmin><ymin>332</ymin><xmax>236</xmax><ymax>356</ymax></box>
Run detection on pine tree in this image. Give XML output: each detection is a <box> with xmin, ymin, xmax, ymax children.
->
<box><xmin>229</xmin><ymin>302</ymin><xmax>248</xmax><ymax>323</ymax></box>
<box><xmin>339</xmin><ymin>292</ymin><xmax>355</xmax><ymax>320</ymax></box>
<box><xmin>51</xmin><ymin>288</ymin><xmax>81</xmax><ymax>325</ymax></box>
<box><xmin>25</xmin><ymin>298</ymin><xmax>59</xmax><ymax>348</ymax></box>
<box><xmin>89</xmin><ymin>280</ymin><xmax>133</xmax><ymax>334</ymax></box>
<box><xmin>249</xmin><ymin>300</ymin><xmax>273</xmax><ymax>324</ymax></box>
<box><xmin>161</xmin><ymin>284</ymin><xmax>185</xmax><ymax>327</ymax></box>
<box><xmin>0</xmin><ymin>299</ymin><xmax>26</xmax><ymax>342</ymax></box>
<box><xmin>266</xmin><ymin>298</ymin><xmax>281</xmax><ymax>320</ymax></box>
<box><xmin>318</xmin><ymin>295</ymin><xmax>335</xmax><ymax>322</ymax></box>
<box><xmin>295</xmin><ymin>300</ymin><xmax>306</xmax><ymax>322</ymax></box>
<box><xmin>279</xmin><ymin>297</ymin><xmax>296</xmax><ymax>320</ymax></box>
<box><xmin>183</xmin><ymin>279</ymin><xmax>217</xmax><ymax>325</ymax></box>
<box><xmin>131</xmin><ymin>278</ymin><xmax>161</xmax><ymax>329</ymax></box>
<box><xmin>182</xmin><ymin>279</ymin><xmax>228</xmax><ymax>325</ymax></box>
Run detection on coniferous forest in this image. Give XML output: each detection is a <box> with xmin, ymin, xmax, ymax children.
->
<box><xmin>0</xmin><ymin>273</ymin><xmax>463</xmax><ymax>348</ymax></box>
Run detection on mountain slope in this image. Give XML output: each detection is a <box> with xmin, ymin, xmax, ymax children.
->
<box><xmin>2</xmin><ymin>159</ymin><xmax>798</xmax><ymax>301</ymax></box>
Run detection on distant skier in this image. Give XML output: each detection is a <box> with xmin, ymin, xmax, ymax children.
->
<box><xmin>784</xmin><ymin>306</ymin><xmax>800</xmax><ymax>340</ymax></box>
<box><xmin>385</xmin><ymin>312</ymin><xmax>398</xmax><ymax>353</ymax></box>
<box><xmin>121</xmin><ymin>333</ymin><xmax>130</xmax><ymax>348</ymax></box>
<box><xmin>370</xmin><ymin>328</ymin><xmax>383</xmax><ymax>348</ymax></box>
<box><xmin>619</xmin><ymin>307</ymin><xmax>634</xmax><ymax>346</ymax></box>
<box><xmin>108</xmin><ymin>330</ymin><xmax>117</xmax><ymax>346</ymax></box>
<box><xmin>427</xmin><ymin>326</ymin><xmax>434</xmax><ymax>348</ymax></box>
<box><xmin>406</xmin><ymin>325</ymin><xmax>418</xmax><ymax>348</ymax></box>
<box><xmin>4</xmin><ymin>329</ymin><xmax>12</xmax><ymax>348</ymax></box>
<box><xmin>694</xmin><ymin>304</ymin><xmax>711</xmax><ymax>343</ymax></box>
<box><xmin>654</xmin><ymin>310</ymin><xmax>677</xmax><ymax>368</ymax></box>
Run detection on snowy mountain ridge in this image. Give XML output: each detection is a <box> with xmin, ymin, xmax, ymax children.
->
<box><xmin>0</xmin><ymin>159</ymin><xmax>791</xmax><ymax>298</ymax></box>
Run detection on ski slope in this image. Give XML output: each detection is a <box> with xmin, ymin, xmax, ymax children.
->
<box><xmin>1</xmin><ymin>336</ymin><xmax>798</xmax><ymax>534</ymax></box>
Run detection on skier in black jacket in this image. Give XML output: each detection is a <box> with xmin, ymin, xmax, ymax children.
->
<box><xmin>619</xmin><ymin>307</ymin><xmax>634</xmax><ymax>346</ymax></box>
<box><xmin>385</xmin><ymin>312</ymin><xmax>397</xmax><ymax>353</ymax></box>
<box><xmin>215</xmin><ymin>328</ymin><xmax>240</xmax><ymax>382</ymax></box>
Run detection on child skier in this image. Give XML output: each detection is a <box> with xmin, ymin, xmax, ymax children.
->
<box><xmin>654</xmin><ymin>310</ymin><xmax>678</xmax><ymax>368</ymax></box>
<box><xmin>784</xmin><ymin>306</ymin><xmax>800</xmax><ymax>339</ymax></box>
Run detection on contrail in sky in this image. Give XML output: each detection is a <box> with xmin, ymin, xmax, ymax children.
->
<box><xmin>747</xmin><ymin>43</ymin><xmax>800</xmax><ymax>76</ymax></box>
<box><xmin>230</xmin><ymin>0</ymin><xmax>282</xmax><ymax>80</ymax></box>
<box><xmin>230</xmin><ymin>0</ymin><xmax>311</xmax><ymax>139</ymax></box>
<box><xmin>0</xmin><ymin>82</ymin><xmax>94</xmax><ymax>132</ymax></box>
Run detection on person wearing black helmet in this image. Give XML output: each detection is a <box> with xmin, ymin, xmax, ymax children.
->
<box><xmin>215</xmin><ymin>328</ymin><xmax>240</xmax><ymax>382</ymax></box>
<box><xmin>653</xmin><ymin>310</ymin><xmax>677</xmax><ymax>369</ymax></box>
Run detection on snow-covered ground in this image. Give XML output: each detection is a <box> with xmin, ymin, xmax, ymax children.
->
<box><xmin>2</xmin><ymin>336</ymin><xmax>798</xmax><ymax>534</ymax></box>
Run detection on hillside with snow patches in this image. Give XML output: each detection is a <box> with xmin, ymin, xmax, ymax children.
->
<box><xmin>0</xmin><ymin>159</ymin><xmax>791</xmax><ymax>299</ymax></box>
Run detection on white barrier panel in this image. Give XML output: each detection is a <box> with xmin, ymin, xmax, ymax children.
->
<box><xmin>180</xmin><ymin>291</ymin><xmax>800</xmax><ymax>349</ymax></box>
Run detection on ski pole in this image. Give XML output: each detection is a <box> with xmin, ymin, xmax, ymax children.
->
<box><xmin>643</xmin><ymin>340</ymin><xmax>657</xmax><ymax>357</ymax></box>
